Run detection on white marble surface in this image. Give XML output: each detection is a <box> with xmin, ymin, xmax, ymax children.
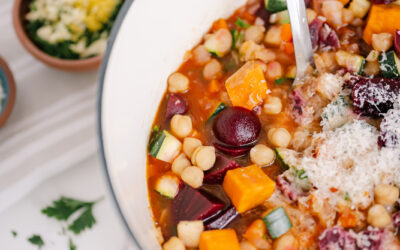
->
<box><xmin>0</xmin><ymin>155</ymin><xmax>136</xmax><ymax>250</ymax></box>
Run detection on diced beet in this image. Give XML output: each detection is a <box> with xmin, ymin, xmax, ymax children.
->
<box><xmin>309</xmin><ymin>17</ymin><xmax>324</xmax><ymax>50</ymax></box>
<box><xmin>213</xmin><ymin>107</ymin><xmax>261</xmax><ymax>147</ymax></box>
<box><xmin>393</xmin><ymin>212</ymin><xmax>400</xmax><ymax>228</ymax></box>
<box><xmin>371</xmin><ymin>0</ymin><xmax>395</xmax><ymax>3</ymax></box>
<box><xmin>379</xmin><ymin>107</ymin><xmax>400</xmax><ymax>148</ymax></box>
<box><xmin>357</xmin><ymin>227</ymin><xmax>385</xmax><ymax>249</ymax></box>
<box><xmin>205</xmin><ymin>207</ymin><xmax>239</xmax><ymax>230</ymax></box>
<box><xmin>204</xmin><ymin>155</ymin><xmax>241</xmax><ymax>184</ymax></box>
<box><xmin>351</xmin><ymin>77</ymin><xmax>400</xmax><ymax>117</ymax></box>
<box><xmin>255</xmin><ymin>6</ymin><xmax>270</xmax><ymax>28</ymax></box>
<box><xmin>200</xmin><ymin>184</ymin><xmax>231</xmax><ymax>209</ymax></box>
<box><xmin>171</xmin><ymin>185</ymin><xmax>224</xmax><ymax>224</ymax></box>
<box><xmin>318</xmin><ymin>227</ymin><xmax>357</xmax><ymax>250</ymax></box>
<box><xmin>319</xmin><ymin>24</ymin><xmax>340</xmax><ymax>49</ymax></box>
<box><xmin>214</xmin><ymin>143</ymin><xmax>252</xmax><ymax>157</ymax></box>
<box><xmin>394</xmin><ymin>30</ymin><xmax>400</xmax><ymax>55</ymax></box>
<box><xmin>276</xmin><ymin>175</ymin><xmax>306</xmax><ymax>202</ymax></box>
<box><xmin>165</xmin><ymin>94</ymin><xmax>188</xmax><ymax>120</ymax></box>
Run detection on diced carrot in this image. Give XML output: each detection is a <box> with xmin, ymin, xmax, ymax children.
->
<box><xmin>212</xmin><ymin>19</ymin><xmax>229</xmax><ymax>32</ymax></box>
<box><xmin>280</xmin><ymin>23</ymin><xmax>293</xmax><ymax>42</ymax></box>
<box><xmin>338</xmin><ymin>208</ymin><xmax>360</xmax><ymax>228</ymax></box>
<box><xmin>339</xmin><ymin>0</ymin><xmax>350</xmax><ymax>4</ymax></box>
<box><xmin>208</xmin><ymin>79</ymin><xmax>221</xmax><ymax>93</ymax></box>
<box><xmin>363</xmin><ymin>4</ymin><xmax>400</xmax><ymax>45</ymax></box>
<box><xmin>243</xmin><ymin>219</ymin><xmax>271</xmax><ymax>249</ymax></box>
<box><xmin>199</xmin><ymin>229</ymin><xmax>240</xmax><ymax>250</ymax></box>
<box><xmin>282</xmin><ymin>42</ymin><xmax>295</xmax><ymax>55</ymax></box>
<box><xmin>225</xmin><ymin>61</ymin><xmax>269</xmax><ymax>110</ymax></box>
<box><xmin>242</xmin><ymin>12</ymin><xmax>256</xmax><ymax>22</ymax></box>
<box><xmin>223</xmin><ymin>165</ymin><xmax>276</xmax><ymax>213</ymax></box>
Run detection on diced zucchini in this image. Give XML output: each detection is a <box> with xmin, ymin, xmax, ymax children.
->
<box><xmin>207</xmin><ymin>102</ymin><xmax>227</xmax><ymax>122</ymax></box>
<box><xmin>335</xmin><ymin>50</ymin><xmax>365</xmax><ymax>75</ymax></box>
<box><xmin>269</xmin><ymin>10</ymin><xmax>290</xmax><ymax>24</ymax></box>
<box><xmin>275</xmin><ymin>148</ymin><xmax>311</xmax><ymax>190</ymax></box>
<box><xmin>285</xmin><ymin>65</ymin><xmax>296</xmax><ymax>79</ymax></box>
<box><xmin>349</xmin><ymin>0</ymin><xmax>371</xmax><ymax>18</ymax></box>
<box><xmin>264</xmin><ymin>25</ymin><xmax>282</xmax><ymax>47</ymax></box>
<box><xmin>378</xmin><ymin>50</ymin><xmax>400</xmax><ymax>78</ymax></box>
<box><xmin>265</xmin><ymin>0</ymin><xmax>287</xmax><ymax>13</ymax></box>
<box><xmin>263</xmin><ymin>207</ymin><xmax>293</xmax><ymax>239</ymax></box>
<box><xmin>155</xmin><ymin>174</ymin><xmax>180</xmax><ymax>198</ymax></box>
<box><xmin>274</xmin><ymin>148</ymin><xmax>299</xmax><ymax>170</ymax></box>
<box><xmin>149</xmin><ymin>130</ymin><xmax>181</xmax><ymax>163</ymax></box>
<box><xmin>321</xmin><ymin>95</ymin><xmax>353</xmax><ymax>131</ymax></box>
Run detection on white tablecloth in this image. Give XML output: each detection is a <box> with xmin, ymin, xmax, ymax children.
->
<box><xmin>0</xmin><ymin>0</ymin><xmax>98</xmax><ymax>212</ymax></box>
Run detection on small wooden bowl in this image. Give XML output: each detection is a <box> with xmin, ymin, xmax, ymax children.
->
<box><xmin>0</xmin><ymin>57</ymin><xmax>16</xmax><ymax>128</ymax></box>
<box><xmin>12</xmin><ymin>0</ymin><xmax>102</xmax><ymax>71</ymax></box>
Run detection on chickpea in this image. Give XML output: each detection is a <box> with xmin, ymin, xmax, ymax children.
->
<box><xmin>367</xmin><ymin>204</ymin><xmax>391</xmax><ymax>228</ymax></box>
<box><xmin>374</xmin><ymin>184</ymin><xmax>399</xmax><ymax>206</ymax></box>
<box><xmin>371</xmin><ymin>33</ymin><xmax>393</xmax><ymax>52</ymax></box>
<box><xmin>163</xmin><ymin>236</ymin><xmax>185</xmax><ymax>250</ymax></box>
<box><xmin>191</xmin><ymin>146</ymin><xmax>216</xmax><ymax>171</ymax></box>
<box><xmin>291</xmin><ymin>129</ymin><xmax>311</xmax><ymax>151</ymax></box>
<box><xmin>181</xmin><ymin>166</ymin><xmax>204</xmax><ymax>188</ymax></box>
<box><xmin>269</xmin><ymin>128</ymin><xmax>291</xmax><ymax>148</ymax></box>
<box><xmin>183</xmin><ymin>137</ymin><xmax>202</xmax><ymax>158</ymax></box>
<box><xmin>193</xmin><ymin>45</ymin><xmax>211</xmax><ymax>65</ymax></box>
<box><xmin>203</xmin><ymin>59</ymin><xmax>222</xmax><ymax>80</ymax></box>
<box><xmin>168</xmin><ymin>72</ymin><xmax>189</xmax><ymax>93</ymax></box>
<box><xmin>267</xmin><ymin>128</ymin><xmax>277</xmax><ymax>142</ymax></box>
<box><xmin>263</xmin><ymin>96</ymin><xmax>282</xmax><ymax>115</ymax></box>
<box><xmin>273</xmin><ymin>233</ymin><xmax>299</xmax><ymax>250</ymax></box>
<box><xmin>250</xmin><ymin>144</ymin><xmax>275</xmax><ymax>167</ymax></box>
<box><xmin>177</xmin><ymin>220</ymin><xmax>204</xmax><ymax>248</ymax></box>
<box><xmin>244</xmin><ymin>25</ymin><xmax>265</xmax><ymax>44</ymax></box>
<box><xmin>266</xmin><ymin>61</ymin><xmax>283</xmax><ymax>80</ymax></box>
<box><xmin>172</xmin><ymin>153</ymin><xmax>191</xmax><ymax>175</ymax></box>
<box><xmin>170</xmin><ymin>114</ymin><xmax>193</xmax><ymax>138</ymax></box>
<box><xmin>240</xmin><ymin>241</ymin><xmax>257</xmax><ymax>250</ymax></box>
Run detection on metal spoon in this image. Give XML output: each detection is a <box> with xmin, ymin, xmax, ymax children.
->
<box><xmin>286</xmin><ymin>0</ymin><xmax>314</xmax><ymax>85</ymax></box>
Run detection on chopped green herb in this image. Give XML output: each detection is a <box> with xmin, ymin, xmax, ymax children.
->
<box><xmin>69</xmin><ymin>238</ymin><xmax>77</xmax><ymax>250</ymax></box>
<box><xmin>209</xmin><ymin>51</ymin><xmax>219</xmax><ymax>57</ymax></box>
<box><xmin>235</xmin><ymin>17</ymin><xmax>250</xmax><ymax>28</ymax></box>
<box><xmin>152</xmin><ymin>125</ymin><xmax>160</xmax><ymax>132</ymax></box>
<box><xmin>344</xmin><ymin>192</ymin><xmax>350</xmax><ymax>201</ymax></box>
<box><xmin>274</xmin><ymin>77</ymin><xmax>286</xmax><ymax>85</ymax></box>
<box><xmin>295</xmin><ymin>169</ymin><xmax>308</xmax><ymax>180</ymax></box>
<box><xmin>28</xmin><ymin>235</ymin><xmax>44</xmax><ymax>249</ymax></box>
<box><xmin>230</xmin><ymin>29</ymin><xmax>244</xmax><ymax>50</ymax></box>
<box><xmin>11</xmin><ymin>230</ymin><xmax>17</xmax><ymax>237</ymax></box>
<box><xmin>42</xmin><ymin>196</ymin><xmax>102</xmax><ymax>235</ymax></box>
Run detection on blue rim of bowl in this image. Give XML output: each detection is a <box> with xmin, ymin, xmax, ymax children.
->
<box><xmin>97</xmin><ymin>0</ymin><xmax>141</xmax><ymax>249</ymax></box>
<box><xmin>0</xmin><ymin>67</ymin><xmax>10</xmax><ymax>116</ymax></box>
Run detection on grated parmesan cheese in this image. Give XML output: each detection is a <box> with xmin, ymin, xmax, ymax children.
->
<box><xmin>292</xmin><ymin>119</ymin><xmax>400</xmax><ymax>209</ymax></box>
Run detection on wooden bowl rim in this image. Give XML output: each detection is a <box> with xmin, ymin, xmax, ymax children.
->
<box><xmin>12</xmin><ymin>0</ymin><xmax>102</xmax><ymax>71</ymax></box>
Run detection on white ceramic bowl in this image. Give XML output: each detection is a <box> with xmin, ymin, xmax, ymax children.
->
<box><xmin>99</xmin><ymin>0</ymin><xmax>246</xmax><ymax>248</ymax></box>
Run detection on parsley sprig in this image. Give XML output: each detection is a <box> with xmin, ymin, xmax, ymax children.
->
<box><xmin>42</xmin><ymin>196</ymin><xmax>103</xmax><ymax>235</ymax></box>
<box><xmin>28</xmin><ymin>235</ymin><xmax>44</xmax><ymax>249</ymax></box>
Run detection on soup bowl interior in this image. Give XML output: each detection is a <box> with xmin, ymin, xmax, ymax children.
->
<box><xmin>99</xmin><ymin>0</ymin><xmax>246</xmax><ymax>248</ymax></box>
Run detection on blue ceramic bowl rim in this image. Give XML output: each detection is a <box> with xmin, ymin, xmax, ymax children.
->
<box><xmin>0</xmin><ymin>67</ymin><xmax>10</xmax><ymax>115</ymax></box>
<box><xmin>96</xmin><ymin>0</ymin><xmax>141</xmax><ymax>249</ymax></box>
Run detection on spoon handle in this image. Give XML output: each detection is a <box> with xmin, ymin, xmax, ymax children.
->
<box><xmin>286</xmin><ymin>0</ymin><xmax>314</xmax><ymax>79</ymax></box>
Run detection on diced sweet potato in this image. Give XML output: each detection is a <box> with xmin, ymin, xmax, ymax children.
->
<box><xmin>222</xmin><ymin>165</ymin><xmax>276</xmax><ymax>213</ymax></box>
<box><xmin>225</xmin><ymin>61</ymin><xmax>268</xmax><ymax>110</ymax></box>
<box><xmin>199</xmin><ymin>229</ymin><xmax>240</xmax><ymax>250</ymax></box>
<box><xmin>363</xmin><ymin>4</ymin><xmax>400</xmax><ymax>45</ymax></box>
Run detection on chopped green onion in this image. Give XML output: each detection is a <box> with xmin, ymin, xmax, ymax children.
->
<box><xmin>263</xmin><ymin>206</ymin><xmax>292</xmax><ymax>239</ymax></box>
<box><xmin>344</xmin><ymin>192</ymin><xmax>350</xmax><ymax>201</ymax></box>
<box><xmin>274</xmin><ymin>77</ymin><xmax>286</xmax><ymax>85</ymax></box>
<box><xmin>230</xmin><ymin>29</ymin><xmax>244</xmax><ymax>50</ymax></box>
<box><xmin>235</xmin><ymin>18</ymin><xmax>250</xmax><ymax>28</ymax></box>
